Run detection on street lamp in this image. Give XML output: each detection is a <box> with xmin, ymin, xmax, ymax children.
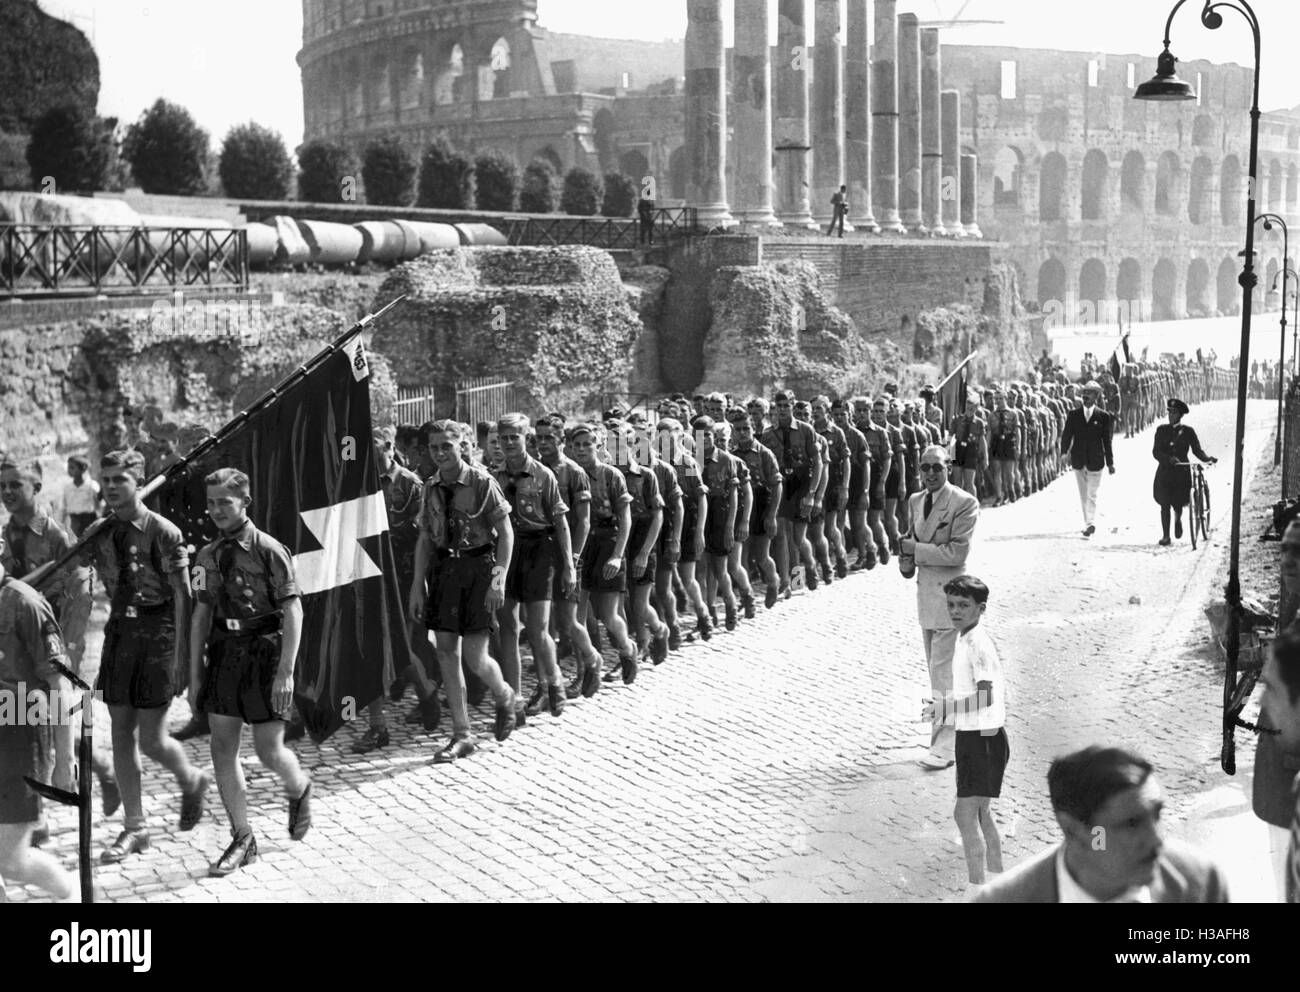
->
<box><xmin>1274</xmin><ymin>267</ymin><xmax>1300</xmax><ymax>378</ymax></box>
<box><xmin>1135</xmin><ymin>0</ymin><xmax>1260</xmax><ymax>775</ymax></box>
<box><xmin>1258</xmin><ymin>212</ymin><xmax>1287</xmax><ymax>465</ymax></box>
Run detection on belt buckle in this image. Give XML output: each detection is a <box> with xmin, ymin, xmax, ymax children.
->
<box><xmin>225</xmin><ymin>618</ymin><xmax>243</xmax><ymax>631</ymax></box>
<box><xmin>124</xmin><ymin>606</ymin><xmax>138</xmax><ymax>618</ymax></box>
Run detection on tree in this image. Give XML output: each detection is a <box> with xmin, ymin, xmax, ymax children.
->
<box><xmin>416</xmin><ymin>136</ymin><xmax>475</xmax><ymax>209</ymax></box>
<box><xmin>218</xmin><ymin>122</ymin><xmax>293</xmax><ymax>200</ymax></box>
<box><xmin>560</xmin><ymin>167</ymin><xmax>603</xmax><ymax>216</ymax></box>
<box><xmin>601</xmin><ymin>171</ymin><xmax>637</xmax><ymax>218</ymax></box>
<box><xmin>474</xmin><ymin>151</ymin><xmax>519</xmax><ymax>212</ymax></box>
<box><xmin>25</xmin><ymin>105</ymin><xmax>114</xmax><ymax>192</ymax></box>
<box><xmin>519</xmin><ymin>160</ymin><xmax>557</xmax><ymax>213</ymax></box>
<box><xmin>122</xmin><ymin>98</ymin><xmax>211</xmax><ymax>196</ymax></box>
<box><xmin>362</xmin><ymin>135</ymin><xmax>416</xmax><ymax>207</ymax></box>
<box><xmin>297</xmin><ymin>140</ymin><xmax>358</xmax><ymax>203</ymax></box>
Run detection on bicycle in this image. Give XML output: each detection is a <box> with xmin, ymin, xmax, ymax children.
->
<box><xmin>1173</xmin><ymin>460</ymin><xmax>1215</xmax><ymax>549</ymax></box>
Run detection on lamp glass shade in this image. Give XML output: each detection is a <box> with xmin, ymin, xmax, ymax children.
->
<box><xmin>1133</xmin><ymin>74</ymin><xmax>1197</xmax><ymax>101</ymax></box>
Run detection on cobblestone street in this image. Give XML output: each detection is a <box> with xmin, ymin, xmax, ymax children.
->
<box><xmin>7</xmin><ymin>400</ymin><xmax>1275</xmax><ymax>903</ymax></box>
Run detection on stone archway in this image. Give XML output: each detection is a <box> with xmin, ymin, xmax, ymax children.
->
<box><xmin>1217</xmin><ymin>256</ymin><xmax>1239</xmax><ymax>315</ymax></box>
<box><xmin>1220</xmin><ymin>155</ymin><xmax>1242</xmax><ymax>226</ymax></box>
<box><xmin>1039</xmin><ymin>152</ymin><xmax>1067</xmax><ymax>222</ymax></box>
<box><xmin>1037</xmin><ymin>257</ymin><xmax>1066</xmax><ymax>309</ymax></box>
<box><xmin>993</xmin><ymin>146</ymin><xmax>1023</xmax><ymax>207</ymax></box>
<box><xmin>619</xmin><ymin>150</ymin><xmax>651</xmax><ymax>186</ymax></box>
<box><xmin>1188</xmin><ymin>156</ymin><xmax>1213</xmax><ymax>224</ymax></box>
<box><xmin>1152</xmin><ymin>259</ymin><xmax>1177</xmax><ymax>321</ymax></box>
<box><xmin>1120</xmin><ymin>151</ymin><xmax>1145</xmax><ymax>214</ymax></box>
<box><xmin>1079</xmin><ymin>258</ymin><xmax>1107</xmax><ymax>321</ymax></box>
<box><xmin>1117</xmin><ymin>258</ymin><xmax>1142</xmax><ymax>320</ymax></box>
<box><xmin>1081</xmin><ymin>150</ymin><xmax>1108</xmax><ymax>221</ymax></box>
<box><xmin>1186</xmin><ymin>258</ymin><xmax>1211</xmax><ymax>317</ymax></box>
<box><xmin>1155</xmin><ymin>151</ymin><xmax>1180</xmax><ymax>217</ymax></box>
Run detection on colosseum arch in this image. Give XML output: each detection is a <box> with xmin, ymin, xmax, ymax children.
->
<box><xmin>1120</xmin><ymin>151</ymin><xmax>1145</xmax><ymax>214</ymax></box>
<box><xmin>344</xmin><ymin>58</ymin><xmax>364</xmax><ymax>120</ymax></box>
<box><xmin>1117</xmin><ymin>258</ymin><xmax>1142</xmax><ymax>315</ymax></box>
<box><xmin>399</xmin><ymin>48</ymin><xmax>424</xmax><ymax>111</ymax></box>
<box><xmin>1037</xmin><ymin>258</ymin><xmax>1067</xmax><ymax>310</ymax></box>
<box><xmin>619</xmin><ymin>150</ymin><xmax>651</xmax><ymax>184</ymax></box>
<box><xmin>1080</xmin><ymin>150</ymin><xmax>1108</xmax><ymax>221</ymax></box>
<box><xmin>1079</xmin><ymin>259</ymin><xmax>1107</xmax><ymax>318</ymax></box>
<box><xmin>489</xmin><ymin>36</ymin><xmax>513</xmax><ymax>99</ymax></box>
<box><xmin>433</xmin><ymin>42</ymin><xmax>468</xmax><ymax>106</ymax></box>
<box><xmin>1188</xmin><ymin>155</ymin><xmax>1213</xmax><ymax>224</ymax></box>
<box><xmin>1289</xmin><ymin>163</ymin><xmax>1298</xmax><ymax>212</ymax></box>
<box><xmin>1270</xmin><ymin>159</ymin><xmax>1284</xmax><ymax>211</ymax></box>
<box><xmin>1186</xmin><ymin>258</ymin><xmax>1211</xmax><ymax>317</ymax></box>
<box><xmin>1220</xmin><ymin>155</ymin><xmax>1242</xmax><ymax>226</ymax></box>
<box><xmin>1192</xmin><ymin>114</ymin><xmax>1215</xmax><ymax>146</ymax></box>
<box><xmin>992</xmin><ymin>147</ymin><xmax>1023</xmax><ymax>207</ymax></box>
<box><xmin>1217</xmin><ymin>257</ymin><xmax>1238</xmax><ymax>315</ymax></box>
<box><xmin>326</xmin><ymin>63</ymin><xmax>343</xmax><ymax>123</ymax></box>
<box><xmin>369</xmin><ymin>55</ymin><xmax>392</xmax><ymax>113</ymax></box>
<box><xmin>529</xmin><ymin>145</ymin><xmax>564</xmax><ymax>175</ymax></box>
<box><xmin>1152</xmin><ymin>259</ymin><xmax>1177</xmax><ymax>320</ymax></box>
<box><xmin>1039</xmin><ymin>152</ymin><xmax>1068</xmax><ymax>222</ymax></box>
<box><xmin>1154</xmin><ymin>152</ymin><xmax>1180</xmax><ymax>217</ymax></box>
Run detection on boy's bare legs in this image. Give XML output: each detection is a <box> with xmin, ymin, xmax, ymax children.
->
<box><xmin>980</xmin><ymin>800</ymin><xmax>1003</xmax><ymax>874</ymax></box>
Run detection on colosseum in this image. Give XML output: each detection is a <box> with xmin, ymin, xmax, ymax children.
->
<box><xmin>299</xmin><ymin>0</ymin><xmax>1300</xmax><ymax>326</ymax></box>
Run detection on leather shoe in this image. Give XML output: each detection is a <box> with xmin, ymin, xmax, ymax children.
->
<box><xmin>917</xmin><ymin>755</ymin><xmax>955</xmax><ymax>771</ymax></box>
<box><xmin>101</xmin><ymin>828</ymin><xmax>150</xmax><ymax>864</ymax></box>
<box><xmin>179</xmin><ymin>772</ymin><xmax>211</xmax><ymax>831</ymax></box>
<box><xmin>288</xmin><ymin>781</ymin><xmax>312</xmax><ymax>840</ymax></box>
<box><xmin>650</xmin><ymin>629</ymin><xmax>669</xmax><ymax>665</ymax></box>
<box><xmin>415</xmin><ymin>693</ymin><xmax>441</xmax><ymax>732</ymax></box>
<box><xmin>1174</xmin><ymin>517</ymin><xmax>1183</xmax><ymax>539</ymax></box>
<box><xmin>697</xmin><ymin>614</ymin><xmax>712</xmax><ymax>641</ymax></box>
<box><xmin>724</xmin><ymin>602</ymin><xmax>737</xmax><ymax>631</ymax></box>
<box><xmin>172</xmin><ymin>712</ymin><xmax>210</xmax><ymax>741</ymax></box>
<box><xmin>619</xmin><ymin>650</ymin><xmax>638</xmax><ymax>685</ymax></box>
<box><xmin>351</xmin><ymin>727</ymin><xmax>389</xmax><ymax>754</ymax></box>
<box><xmin>284</xmin><ymin>717</ymin><xmax>307</xmax><ymax>742</ymax></box>
<box><xmin>565</xmin><ymin>676</ymin><xmax>583</xmax><ymax>700</ymax></box>
<box><xmin>1158</xmin><ymin>536</ymin><xmax>1172</xmax><ymax>546</ymax></box>
<box><xmin>433</xmin><ymin>737</ymin><xmax>477</xmax><ymax>763</ymax></box>
<box><xmin>209</xmin><ymin>830</ymin><xmax>257</xmax><ymax>877</ymax></box>
<box><xmin>1083</xmin><ymin>524</ymin><xmax>1096</xmax><ymax>537</ymax></box>
<box><xmin>494</xmin><ymin>698</ymin><xmax>517</xmax><ymax>742</ymax></box>
<box><xmin>834</xmin><ymin>557</ymin><xmax>848</xmax><ymax>580</ymax></box>
<box><xmin>668</xmin><ymin>624</ymin><xmax>682</xmax><ymax>652</ymax></box>
<box><xmin>741</xmin><ymin>593</ymin><xmax>755</xmax><ymax>620</ymax></box>
<box><xmin>547</xmin><ymin>684</ymin><xmax>564</xmax><ymax>718</ymax></box>
<box><xmin>525</xmin><ymin>683</ymin><xmax>547</xmax><ymax>717</ymax></box>
<box><xmin>388</xmin><ymin>674</ymin><xmax>408</xmax><ymax>703</ymax></box>
<box><xmin>765</xmin><ymin>583</ymin><xmax>778</xmax><ymax>610</ymax></box>
<box><xmin>580</xmin><ymin>662</ymin><xmax>602</xmax><ymax>698</ymax></box>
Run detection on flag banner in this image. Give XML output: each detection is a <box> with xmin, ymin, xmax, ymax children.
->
<box><xmin>147</xmin><ymin>334</ymin><xmax>406</xmax><ymax>741</ymax></box>
<box><xmin>936</xmin><ymin>359</ymin><xmax>971</xmax><ymax>427</ymax></box>
<box><xmin>1122</xmin><ymin>332</ymin><xmax>1133</xmax><ymax>364</ymax></box>
<box><xmin>1109</xmin><ymin>351</ymin><xmax>1122</xmax><ymax>383</ymax></box>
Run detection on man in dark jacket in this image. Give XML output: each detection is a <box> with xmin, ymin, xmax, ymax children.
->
<box><xmin>1060</xmin><ymin>381</ymin><xmax>1115</xmax><ymax>537</ymax></box>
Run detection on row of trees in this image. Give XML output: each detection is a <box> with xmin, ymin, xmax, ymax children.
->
<box><xmin>21</xmin><ymin>98</ymin><xmax>642</xmax><ymax>217</ymax></box>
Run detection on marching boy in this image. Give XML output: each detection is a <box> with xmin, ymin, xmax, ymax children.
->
<box><xmin>922</xmin><ymin>575</ymin><xmax>1007</xmax><ymax>893</ymax></box>
<box><xmin>190</xmin><ymin>468</ymin><xmax>313</xmax><ymax>877</ymax></box>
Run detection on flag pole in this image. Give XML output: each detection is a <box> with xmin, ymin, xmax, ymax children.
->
<box><xmin>936</xmin><ymin>350</ymin><xmax>979</xmax><ymax>392</ymax></box>
<box><xmin>21</xmin><ymin>295</ymin><xmax>408</xmax><ymax>591</ymax></box>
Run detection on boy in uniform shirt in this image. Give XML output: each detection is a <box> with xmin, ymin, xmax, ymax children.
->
<box><xmin>656</xmin><ymin>419</ymin><xmax>712</xmax><ymax>642</ymax></box>
<box><xmin>0</xmin><ymin>557</ymin><xmax>77</xmax><ymax>901</ymax></box>
<box><xmin>811</xmin><ymin>397</ymin><xmax>851</xmax><ymax>579</ymax></box>
<box><xmin>567</xmin><ymin>424</ymin><xmax>641</xmax><ymax>685</ymax></box>
<box><xmin>189</xmin><ymin>468</ymin><xmax>313</xmax><ymax>877</ymax></box>
<box><xmin>923</xmin><ymin>575</ymin><xmax>1007</xmax><ymax>892</ymax></box>
<box><xmin>795</xmin><ymin>401</ymin><xmax>835</xmax><ymax>587</ymax></box>
<box><xmin>855</xmin><ymin>397</ymin><xmax>893</xmax><ymax>565</ymax></box>
<box><xmin>872</xmin><ymin>397</ymin><xmax>906</xmax><ymax>558</ymax></box>
<box><xmin>81</xmin><ymin>450</ymin><xmax>211</xmax><ymax>865</ymax></box>
<box><xmin>410</xmin><ymin>421</ymin><xmax>519</xmax><ymax>763</ymax></box>
<box><xmin>493</xmin><ymin>414</ymin><xmax>575</xmax><ymax>720</ymax></box>
<box><xmin>761</xmin><ymin>392</ymin><xmax>822</xmax><ymax>597</ymax></box>
<box><xmin>693</xmin><ymin>416</ymin><xmax>743</xmax><ymax>631</ymax></box>
<box><xmin>605</xmin><ymin>421</ymin><xmax>670</xmax><ymax>670</ymax></box>
<box><xmin>729</xmin><ymin>412</ymin><xmax>783</xmax><ymax>609</ymax></box>
<box><xmin>646</xmin><ymin>422</ymin><xmax>688</xmax><ymax>651</ymax></box>
<box><xmin>0</xmin><ymin>460</ymin><xmax>117</xmax><ymax>819</ymax></box>
<box><xmin>888</xmin><ymin>399</ymin><xmax>919</xmax><ymax>537</ymax></box>
<box><xmin>832</xmin><ymin>399</ymin><xmax>874</xmax><ymax>571</ymax></box>
<box><xmin>534</xmin><ymin>416</ymin><xmax>603</xmax><ymax>701</ymax></box>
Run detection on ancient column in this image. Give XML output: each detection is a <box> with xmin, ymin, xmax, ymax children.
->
<box><xmin>961</xmin><ymin>152</ymin><xmax>982</xmax><ymax>238</ymax></box>
<box><xmin>685</xmin><ymin>0</ymin><xmax>734</xmax><ymax>226</ymax></box>
<box><xmin>845</xmin><ymin>0</ymin><xmax>877</xmax><ymax>230</ymax></box>
<box><xmin>897</xmin><ymin>12</ymin><xmax>925</xmax><ymax>233</ymax></box>
<box><xmin>733</xmin><ymin>0</ymin><xmax>780</xmax><ymax>225</ymax></box>
<box><xmin>921</xmin><ymin>27</ymin><xmax>946</xmax><ymax>235</ymax></box>
<box><xmin>774</xmin><ymin>0</ymin><xmax>817</xmax><ymax>227</ymax></box>
<box><xmin>871</xmin><ymin>0</ymin><xmax>905</xmax><ymax>233</ymax></box>
<box><xmin>812</xmin><ymin>0</ymin><xmax>848</xmax><ymax>230</ymax></box>
<box><xmin>941</xmin><ymin>88</ymin><xmax>963</xmax><ymax>237</ymax></box>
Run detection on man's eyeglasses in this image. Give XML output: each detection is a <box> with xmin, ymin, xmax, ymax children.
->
<box><xmin>919</xmin><ymin>463</ymin><xmax>946</xmax><ymax>473</ymax></box>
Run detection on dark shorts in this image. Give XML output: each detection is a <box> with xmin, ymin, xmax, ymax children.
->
<box><xmin>956</xmin><ymin>727</ymin><xmax>1010</xmax><ymax>798</ymax></box>
<box><xmin>507</xmin><ymin>531</ymin><xmax>556</xmax><ymax>603</ymax></box>
<box><xmin>749</xmin><ymin>489</ymin><xmax>772</xmax><ymax>538</ymax></box>
<box><xmin>551</xmin><ymin>542</ymin><xmax>578</xmax><ymax>603</ymax></box>
<box><xmin>0</xmin><ymin>724</ymin><xmax>41</xmax><ymax>824</ymax></box>
<box><xmin>704</xmin><ymin>498</ymin><xmax>732</xmax><ymax>557</ymax></box>
<box><xmin>680</xmin><ymin>508</ymin><xmax>702</xmax><ymax>563</ymax></box>
<box><xmin>847</xmin><ymin>464</ymin><xmax>867</xmax><ymax>511</ymax></box>
<box><xmin>823</xmin><ymin>486</ymin><xmax>845</xmax><ymax>516</ymax></box>
<box><xmin>98</xmin><ymin>611</ymin><xmax>176</xmax><ymax>709</ymax></box>
<box><xmin>201</xmin><ymin>631</ymin><xmax>282</xmax><ymax>724</ymax></box>
<box><xmin>884</xmin><ymin>462</ymin><xmax>902</xmax><ymax>501</ymax></box>
<box><xmin>582</xmin><ymin>529</ymin><xmax>626</xmax><ymax>594</ymax></box>
<box><xmin>426</xmin><ymin>553</ymin><xmax>498</xmax><ymax>636</ymax></box>
<box><xmin>953</xmin><ymin>440</ymin><xmax>982</xmax><ymax>471</ymax></box>
<box><xmin>627</xmin><ymin>520</ymin><xmax>657</xmax><ymax>586</ymax></box>
<box><xmin>778</xmin><ymin>470</ymin><xmax>811</xmax><ymax>520</ymax></box>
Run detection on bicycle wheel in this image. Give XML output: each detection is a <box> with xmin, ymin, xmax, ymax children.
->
<box><xmin>1199</xmin><ymin>472</ymin><xmax>1211</xmax><ymax>543</ymax></box>
<box><xmin>1189</xmin><ymin>475</ymin><xmax>1200</xmax><ymax>550</ymax></box>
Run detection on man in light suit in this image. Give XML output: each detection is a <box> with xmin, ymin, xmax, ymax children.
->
<box><xmin>900</xmin><ymin>444</ymin><xmax>979</xmax><ymax>770</ymax></box>
<box><xmin>1060</xmin><ymin>380</ymin><xmax>1115</xmax><ymax>537</ymax></box>
<box><xmin>974</xmin><ymin>745</ymin><xmax>1229</xmax><ymax>903</ymax></box>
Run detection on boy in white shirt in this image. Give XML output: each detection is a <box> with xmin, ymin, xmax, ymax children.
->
<box><xmin>923</xmin><ymin>574</ymin><xmax>1007</xmax><ymax>888</ymax></box>
<box><xmin>56</xmin><ymin>455</ymin><xmax>104</xmax><ymax>538</ymax></box>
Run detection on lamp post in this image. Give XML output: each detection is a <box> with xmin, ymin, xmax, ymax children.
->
<box><xmin>1272</xmin><ymin>267</ymin><xmax>1298</xmax><ymax>478</ymax></box>
<box><xmin>1134</xmin><ymin>0</ymin><xmax>1260</xmax><ymax>775</ymax></box>
<box><xmin>1276</xmin><ymin>267</ymin><xmax>1300</xmax><ymax>377</ymax></box>
<box><xmin>1258</xmin><ymin>213</ymin><xmax>1287</xmax><ymax>465</ymax></box>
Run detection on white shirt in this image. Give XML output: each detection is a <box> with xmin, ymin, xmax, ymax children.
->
<box><xmin>60</xmin><ymin>478</ymin><xmax>100</xmax><ymax>516</ymax></box>
<box><xmin>1081</xmin><ymin>404</ymin><xmax>1096</xmax><ymax>423</ymax></box>
<box><xmin>950</xmin><ymin>624</ymin><xmax>1005</xmax><ymax>732</ymax></box>
<box><xmin>1055</xmin><ymin>848</ymin><xmax>1152</xmax><ymax>903</ymax></box>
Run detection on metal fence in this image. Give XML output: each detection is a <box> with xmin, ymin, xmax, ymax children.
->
<box><xmin>454</xmin><ymin>377</ymin><xmax>524</xmax><ymax>427</ymax></box>
<box><xmin>393</xmin><ymin>386</ymin><xmax>437</xmax><ymax>427</ymax></box>
<box><xmin>1284</xmin><ymin>377</ymin><xmax>1300</xmax><ymax>499</ymax></box>
<box><xmin>502</xmin><ymin>207</ymin><xmax>698</xmax><ymax>251</ymax></box>
<box><xmin>0</xmin><ymin>225</ymin><xmax>249</xmax><ymax>297</ymax></box>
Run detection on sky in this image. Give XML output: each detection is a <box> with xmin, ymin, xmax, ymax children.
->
<box><xmin>35</xmin><ymin>0</ymin><xmax>1300</xmax><ymax>150</ymax></box>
